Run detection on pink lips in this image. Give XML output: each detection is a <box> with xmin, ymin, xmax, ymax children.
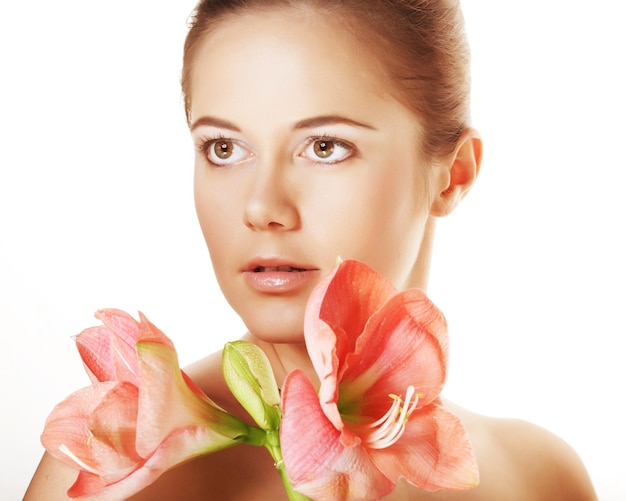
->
<box><xmin>242</xmin><ymin>261</ymin><xmax>320</xmax><ymax>294</ymax></box>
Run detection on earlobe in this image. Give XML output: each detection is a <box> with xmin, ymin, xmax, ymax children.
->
<box><xmin>430</xmin><ymin>128</ymin><xmax>482</xmax><ymax>217</ymax></box>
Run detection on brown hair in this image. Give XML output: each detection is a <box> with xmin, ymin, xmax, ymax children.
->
<box><xmin>181</xmin><ymin>0</ymin><xmax>471</xmax><ymax>160</ymax></box>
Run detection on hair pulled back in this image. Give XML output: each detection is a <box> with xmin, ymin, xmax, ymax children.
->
<box><xmin>182</xmin><ymin>0</ymin><xmax>471</xmax><ymax>160</ymax></box>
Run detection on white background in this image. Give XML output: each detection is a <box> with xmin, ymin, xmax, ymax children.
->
<box><xmin>1</xmin><ymin>1</ymin><xmax>624</xmax><ymax>499</ymax></box>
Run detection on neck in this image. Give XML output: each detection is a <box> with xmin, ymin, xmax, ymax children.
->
<box><xmin>408</xmin><ymin>216</ymin><xmax>436</xmax><ymax>291</ymax></box>
<box><xmin>242</xmin><ymin>332</ymin><xmax>320</xmax><ymax>390</ymax></box>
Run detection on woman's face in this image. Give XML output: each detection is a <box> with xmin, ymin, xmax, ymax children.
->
<box><xmin>189</xmin><ymin>7</ymin><xmax>440</xmax><ymax>342</ymax></box>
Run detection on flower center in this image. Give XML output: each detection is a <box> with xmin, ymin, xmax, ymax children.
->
<box><xmin>353</xmin><ymin>385</ymin><xmax>420</xmax><ymax>449</ymax></box>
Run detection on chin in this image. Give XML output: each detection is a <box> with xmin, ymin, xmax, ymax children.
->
<box><xmin>223</xmin><ymin>287</ymin><xmax>311</xmax><ymax>343</ymax></box>
<box><xmin>240</xmin><ymin>309</ymin><xmax>307</xmax><ymax>345</ymax></box>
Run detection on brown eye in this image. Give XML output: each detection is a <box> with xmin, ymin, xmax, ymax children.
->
<box><xmin>202</xmin><ymin>138</ymin><xmax>251</xmax><ymax>166</ymax></box>
<box><xmin>214</xmin><ymin>140</ymin><xmax>234</xmax><ymax>159</ymax></box>
<box><xmin>301</xmin><ymin>137</ymin><xmax>354</xmax><ymax>164</ymax></box>
<box><xmin>313</xmin><ymin>140</ymin><xmax>334</xmax><ymax>158</ymax></box>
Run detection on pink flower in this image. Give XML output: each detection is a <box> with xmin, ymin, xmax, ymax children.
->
<box><xmin>41</xmin><ymin>309</ymin><xmax>250</xmax><ymax>500</ymax></box>
<box><xmin>280</xmin><ymin>260</ymin><xmax>479</xmax><ymax>500</ymax></box>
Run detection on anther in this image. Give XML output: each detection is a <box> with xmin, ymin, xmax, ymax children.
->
<box><xmin>359</xmin><ymin>385</ymin><xmax>419</xmax><ymax>450</ymax></box>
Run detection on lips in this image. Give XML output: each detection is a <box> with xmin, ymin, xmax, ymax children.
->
<box><xmin>252</xmin><ymin>266</ymin><xmax>307</xmax><ymax>272</ymax></box>
<box><xmin>243</xmin><ymin>259</ymin><xmax>320</xmax><ymax>294</ymax></box>
<box><xmin>245</xmin><ymin>258</ymin><xmax>314</xmax><ymax>273</ymax></box>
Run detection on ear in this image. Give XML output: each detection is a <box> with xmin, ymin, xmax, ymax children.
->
<box><xmin>430</xmin><ymin>128</ymin><xmax>482</xmax><ymax>217</ymax></box>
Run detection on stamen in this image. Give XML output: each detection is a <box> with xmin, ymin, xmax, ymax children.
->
<box><xmin>357</xmin><ymin>385</ymin><xmax>419</xmax><ymax>450</ymax></box>
<box><xmin>59</xmin><ymin>444</ymin><xmax>100</xmax><ymax>474</ymax></box>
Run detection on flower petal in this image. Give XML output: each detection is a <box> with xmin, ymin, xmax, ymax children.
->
<box><xmin>135</xmin><ymin>311</ymin><xmax>176</xmax><ymax>350</ymax></box>
<box><xmin>308</xmin><ymin>260</ymin><xmax>397</xmax><ymax>367</ymax></box>
<box><xmin>43</xmin><ymin>309</ymin><xmax>253</xmax><ymax>500</ymax></box>
<box><xmin>75</xmin><ymin>310</ymin><xmax>179</xmax><ymax>386</ymax></box>
<box><xmin>281</xmin><ymin>370</ymin><xmax>394</xmax><ymax>501</ymax></box>
<box><xmin>305</xmin><ymin>260</ymin><xmax>397</xmax><ymax>429</ymax></box>
<box><xmin>371</xmin><ymin>403</ymin><xmax>479</xmax><ymax>491</ymax></box>
<box><xmin>68</xmin><ymin>425</ymin><xmax>231</xmax><ymax>500</ymax></box>
<box><xmin>87</xmin><ymin>384</ymin><xmax>143</xmax><ymax>481</ymax></box>
<box><xmin>41</xmin><ymin>381</ymin><xmax>139</xmax><ymax>478</ymax></box>
<box><xmin>340</xmin><ymin>289</ymin><xmax>448</xmax><ymax>419</ymax></box>
<box><xmin>134</xmin><ymin>340</ymin><xmax>244</xmax><ymax>457</ymax></box>
<box><xmin>75</xmin><ymin>309</ymin><xmax>144</xmax><ymax>384</ymax></box>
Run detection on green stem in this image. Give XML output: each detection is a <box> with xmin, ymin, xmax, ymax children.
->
<box><xmin>264</xmin><ymin>431</ymin><xmax>312</xmax><ymax>501</ymax></box>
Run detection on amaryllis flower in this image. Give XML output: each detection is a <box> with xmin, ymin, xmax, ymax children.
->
<box><xmin>41</xmin><ymin>309</ymin><xmax>251</xmax><ymax>501</ymax></box>
<box><xmin>280</xmin><ymin>260</ymin><xmax>479</xmax><ymax>501</ymax></box>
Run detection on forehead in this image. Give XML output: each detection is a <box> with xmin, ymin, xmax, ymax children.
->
<box><xmin>188</xmin><ymin>7</ymin><xmax>407</xmax><ymax>124</ymax></box>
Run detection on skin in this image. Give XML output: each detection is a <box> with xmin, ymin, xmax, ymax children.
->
<box><xmin>24</xmin><ymin>6</ymin><xmax>597</xmax><ymax>501</ymax></box>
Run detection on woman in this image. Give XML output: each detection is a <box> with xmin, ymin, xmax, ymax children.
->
<box><xmin>25</xmin><ymin>0</ymin><xmax>597</xmax><ymax>499</ymax></box>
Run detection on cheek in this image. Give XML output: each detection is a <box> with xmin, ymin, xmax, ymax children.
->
<box><xmin>194</xmin><ymin>175</ymin><xmax>243</xmax><ymax>308</ymax></box>
<box><xmin>358</xmin><ymin>160</ymin><xmax>428</xmax><ymax>228</ymax></box>
<box><xmin>193</xmin><ymin>174</ymin><xmax>212</xmax><ymax>239</ymax></box>
<box><xmin>317</xmin><ymin>162</ymin><xmax>430</xmax><ymax>285</ymax></box>
<box><xmin>193</xmin><ymin>171</ymin><xmax>234</xmax><ymax>259</ymax></box>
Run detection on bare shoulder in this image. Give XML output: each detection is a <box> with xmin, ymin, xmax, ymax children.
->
<box><xmin>24</xmin><ymin>452</ymin><xmax>78</xmax><ymax>501</ymax></box>
<box><xmin>492</xmin><ymin>416</ymin><xmax>596</xmax><ymax>500</ymax></box>
<box><xmin>184</xmin><ymin>350</ymin><xmax>226</xmax><ymax>395</ymax></box>
<box><xmin>183</xmin><ymin>334</ymin><xmax>273</xmax><ymax>415</ymax></box>
<box><xmin>183</xmin><ymin>349</ymin><xmax>245</xmax><ymax>413</ymax></box>
<box><xmin>445</xmin><ymin>400</ymin><xmax>597</xmax><ymax>501</ymax></box>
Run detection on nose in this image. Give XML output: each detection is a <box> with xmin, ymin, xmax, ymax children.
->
<box><xmin>243</xmin><ymin>164</ymin><xmax>300</xmax><ymax>231</ymax></box>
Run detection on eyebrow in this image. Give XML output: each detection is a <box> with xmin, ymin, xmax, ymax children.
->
<box><xmin>190</xmin><ymin>114</ymin><xmax>377</xmax><ymax>133</ymax></box>
<box><xmin>190</xmin><ymin>116</ymin><xmax>241</xmax><ymax>132</ymax></box>
<box><xmin>293</xmin><ymin>115</ymin><xmax>377</xmax><ymax>131</ymax></box>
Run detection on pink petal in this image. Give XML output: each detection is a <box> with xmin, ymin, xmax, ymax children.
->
<box><xmin>44</xmin><ymin>309</ymin><xmax>248</xmax><ymax>501</ymax></box>
<box><xmin>309</xmin><ymin>260</ymin><xmax>396</xmax><ymax>365</ymax></box>
<box><xmin>68</xmin><ymin>425</ymin><xmax>231</xmax><ymax>500</ymax></box>
<box><xmin>341</xmin><ymin>289</ymin><xmax>448</xmax><ymax>418</ymax></box>
<box><xmin>371</xmin><ymin>403</ymin><xmax>479</xmax><ymax>491</ymax></box>
<box><xmin>303</xmin><ymin>312</ymin><xmax>343</xmax><ymax>430</ymax></box>
<box><xmin>87</xmin><ymin>384</ymin><xmax>143</xmax><ymax>481</ymax></box>
<box><xmin>75</xmin><ymin>309</ymin><xmax>142</xmax><ymax>384</ymax></box>
<box><xmin>281</xmin><ymin>370</ymin><xmax>394</xmax><ymax>501</ymax></box>
<box><xmin>41</xmin><ymin>381</ymin><xmax>138</xmax><ymax>477</ymax></box>
<box><xmin>134</xmin><ymin>341</ymin><xmax>234</xmax><ymax>457</ymax></box>
<box><xmin>136</xmin><ymin>311</ymin><xmax>176</xmax><ymax>350</ymax></box>
<box><xmin>95</xmin><ymin>309</ymin><xmax>142</xmax><ymax>347</ymax></box>
<box><xmin>305</xmin><ymin>260</ymin><xmax>396</xmax><ymax>429</ymax></box>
